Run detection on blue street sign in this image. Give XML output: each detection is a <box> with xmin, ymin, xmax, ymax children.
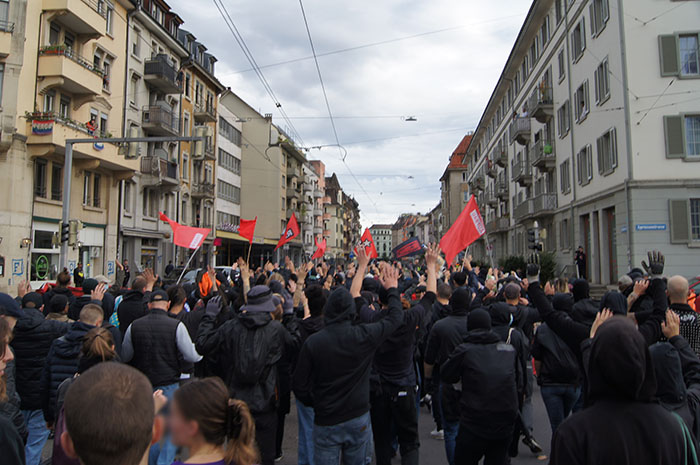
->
<box><xmin>635</xmin><ymin>224</ymin><xmax>667</xmax><ymax>231</ymax></box>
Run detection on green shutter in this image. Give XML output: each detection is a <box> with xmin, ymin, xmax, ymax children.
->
<box><xmin>669</xmin><ymin>199</ymin><xmax>690</xmax><ymax>244</ymax></box>
<box><xmin>659</xmin><ymin>35</ymin><xmax>679</xmax><ymax>76</ymax></box>
<box><xmin>664</xmin><ymin>115</ymin><xmax>686</xmax><ymax>158</ymax></box>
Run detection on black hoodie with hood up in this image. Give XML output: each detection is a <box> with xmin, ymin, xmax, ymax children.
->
<box><xmin>551</xmin><ymin>318</ymin><xmax>691</xmax><ymax>465</ymax></box>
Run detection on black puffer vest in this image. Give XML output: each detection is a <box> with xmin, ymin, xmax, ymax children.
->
<box><xmin>129</xmin><ymin>309</ymin><xmax>180</xmax><ymax>387</ymax></box>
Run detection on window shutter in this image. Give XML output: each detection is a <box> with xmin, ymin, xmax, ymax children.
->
<box><xmin>659</xmin><ymin>35</ymin><xmax>679</xmax><ymax>76</ymax></box>
<box><xmin>611</xmin><ymin>128</ymin><xmax>618</xmax><ymax>168</ymax></box>
<box><xmin>581</xmin><ymin>17</ymin><xmax>586</xmax><ymax>51</ymax></box>
<box><xmin>669</xmin><ymin>199</ymin><xmax>690</xmax><ymax>244</ymax></box>
<box><xmin>596</xmin><ymin>136</ymin><xmax>604</xmax><ymax>174</ymax></box>
<box><xmin>589</xmin><ymin>4</ymin><xmax>597</xmax><ymax>36</ymax></box>
<box><xmin>663</xmin><ymin>115</ymin><xmax>686</xmax><ymax>158</ymax></box>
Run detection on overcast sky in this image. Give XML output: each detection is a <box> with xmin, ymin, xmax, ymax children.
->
<box><xmin>168</xmin><ymin>0</ymin><xmax>531</xmax><ymax>227</ymax></box>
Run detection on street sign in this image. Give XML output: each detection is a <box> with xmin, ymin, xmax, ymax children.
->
<box><xmin>635</xmin><ymin>224</ymin><xmax>667</xmax><ymax>231</ymax></box>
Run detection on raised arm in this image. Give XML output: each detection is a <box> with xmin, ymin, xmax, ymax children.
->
<box><xmin>638</xmin><ymin>251</ymin><xmax>666</xmax><ymax>345</ymax></box>
<box><xmin>350</xmin><ymin>247</ymin><xmax>370</xmax><ymax>298</ymax></box>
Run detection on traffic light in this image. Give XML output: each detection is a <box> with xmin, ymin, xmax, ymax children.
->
<box><xmin>61</xmin><ymin>222</ymin><xmax>70</xmax><ymax>243</ymax></box>
<box><xmin>68</xmin><ymin>220</ymin><xmax>83</xmax><ymax>247</ymax></box>
<box><xmin>527</xmin><ymin>228</ymin><xmax>543</xmax><ymax>252</ymax></box>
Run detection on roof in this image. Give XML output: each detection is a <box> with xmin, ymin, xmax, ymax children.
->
<box><xmin>370</xmin><ymin>224</ymin><xmax>393</xmax><ymax>230</ymax></box>
<box><xmin>440</xmin><ymin>134</ymin><xmax>472</xmax><ymax>181</ymax></box>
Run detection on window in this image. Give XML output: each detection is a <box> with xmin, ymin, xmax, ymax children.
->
<box><xmin>217</xmin><ymin>211</ymin><xmax>240</xmax><ymax>227</ymax></box>
<box><xmin>680</xmin><ymin>34</ymin><xmax>700</xmax><ymax>76</ymax></box>
<box><xmin>560</xmin><ymin>159</ymin><xmax>571</xmax><ymax>194</ymax></box>
<box><xmin>44</xmin><ymin>91</ymin><xmax>55</xmax><ymax>113</ymax></box>
<box><xmin>93</xmin><ymin>174</ymin><xmax>101</xmax><ymax>207</ymax></box>
<box><xmin>217</xmin><ymin>180</ymin><xmax>241</xmax><ymax>203</ymax></box>
<box><xmin>124</xmin><ymin>182</ymin><xmax>132</xmax><ymax>214</ymax></box>
<box><xmin>218</xmin><ymin>148</ymin><xmax>241</xmax><ymax>174</ymax></box>
<box><xmin>664</xmin><ymin>114</ymin><xmax>700</xmax><ymax>158</ymax></box>
<box><xmin>142</xmin><ymin>189</ymin><xmax>157</xmax><ymax>218</ymax></box>
<box><xmin>529</xmin><ymin>41</ymin><xmax>539</xmax><ymax>67</ymax></box>
<box><xmin>571</xmin><ymin>19</ymin><xmax>586</xmax><ymax>62</ymax></box>
<box><xmin>575</xmin><ymin>80</ymin><xmax>590</xmax><ymax>122</ymax></box>
<box><xmin>51</xmin><ymin>164</ymin><xmax>62</xmax><ymax>201</ymax></box>
<box><xmin>183</xmin><ymin>113</ymin><xmax>190</xmax><ymax>136</ymax></box>
<box><xmin>106</xmin><ymin>3</ymin><xmax>114</xmax><ymax>35</ymax></box>
<box><xmin>590</xmin><ymin>0</ymin><xmax>609</xmax><ymax>37</ymax></box>
<box><xmin>0</xmin><ymin>0</ymin><xmax>8</xmax><ymax>23</ymax></box>
<box><xmin>557</xmin><ymin>100</ymin><xmax>570</xmax><ymax>137</ymax></box>
<box><xmin>463</xmin><ymin>191</ymin><xmax>469</xmax><ymax>202</ymax></box>
<box><xmin>34</xmin><ymin>160</ymin><xmax>47</xmax><ymax>198</ymax></box>
<box><xmin>693</xmin><ymin>199</ymin><xmax>700</xmax><ymax>241</ymax></box>
<box><xmin>182</xmin><ymin>154</ymin><xmax>189</xmax><ymax>179</ymax></box>
<box><xmin>59</xmin><ymin>96</ymin><xmax>70</xmax><ymax>119</ymax></box>
<box><xmin>83</xmin><ymin>172</ymin><xmax>91</xmax><ymax>205</ymax></box>
<box><xmin>132</xmin><ymin>28</ymin><xmax>141</xmax><ymax>57</ymax></box>
<box><xmin>219</xmin><ymin>117</ymin><xmax>242</xmax><ymax>146</ymax></box>
<box><xmin>560</xmin><ymin>218</ymin><xmax>571</xmax><ymax>249</ymax></box>
<box><xmin>181</xmin><ymin>200</ymin><xmax>187</xmax><ymax>224</ymax></box>
<box><xmin>184</xmin><ymin>73</ymin><xmax>191</xmax><ymax>98</ymax></box>
<box><xmin>540</xmin><ymin>15</ymin><xmax>550</xmax><ymax>47</ymax></box>
<box><xmin>557</xmin><ymin>49</ymin><xmax>566</xmax><ymax>83</ymax></box>
<box><xmin>597</xmin><ymin>128</ymin><xmax>618</xmax><ymax>175</ymax></box>
<box><xmin>461</xmin><ymin>172</ymin><xmax>468</xmax><ymax>182</ymax></box>
<box><xmin>204</xmin><ymin>163</ymin><xmax>213</xmax><ymax>183</ymax></box>
<box><xmin>555</xmin><ymin>0</ymin><xmax>563</xmax><ymax>23</ymax></box>
<box><xmin>102</xmin><ymin>58</ymin><xmax>111</xmax><ymax>91</ymax></box>
<box><xmin>49</xmin><ymin>22</ymin><xmax>60</xmax><ymax>45</ymax></box>
<box><xmin>577</xmin><ymin>145</ymin><xmax>593</xmax><ymax>185</ymax></box>
<box><xmin>686</xmin><ymin>115</ymin><xmax>700</xmax><ymax>156</ymax></box>
<box><xmin>99</xmin><ymin>113</ymin><xmax>108</xmax><ymax>137</ymax></box>
<box><xmin>659</xmin><ymin>33</ymin><xmax>700</xmax><ymax>77</ymax></box>
<box><xmin>594</xmin><ymin>58</ymin><xmax>610</xmax><ymax>104</ymax></box>
<box><xmin>521</xmin><ymin>56</ymin><xmax>529</xmax><ymax>80</ymax></box>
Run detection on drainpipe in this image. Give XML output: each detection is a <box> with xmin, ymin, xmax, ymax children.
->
<box><xmin>564</xmin><ymin>3</ymin><xmax>578</xmax><ymax>278</ymax></box>
<box><xmin>616</xmin><ymin>0</ymin><xmax>635</xmax><ymax>272</ymax></box>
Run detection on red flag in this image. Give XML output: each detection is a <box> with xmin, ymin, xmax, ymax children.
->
<box><xmin>311</xmin><ymin>237</ymin><xmax>327</xmax><ymax>260</ymax></box>
<box><xmin>238</xmin><ymin>217</ymin><xmax>257</xmax><ymax>244</ymax></box>
<box><xmin>159</xmin><ymin>212</ymin><xmax>210</xmax><ymax>249</ymax></box>
<box><xmin>275</xmin><ymin>213</ymin><xmax>300</xmax><ymax>250</ymax></box>
<box><xmin>439</xmin><ymin>195</ymin><xmax>486</xmax><ymax>265</ymax></box>
<box><xmin>354</xmin><ymin>228</ymin><xmax>378</xmax><ymax>259</ymax></box>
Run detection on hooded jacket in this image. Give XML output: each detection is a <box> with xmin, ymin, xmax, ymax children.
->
<box><xmin>68</xmin><ymin>293</ymin><xmax>115</xmax><ymax>322</ymax></box>
<box><xmin>551</xmin><ymin>318</ymin><xmax>690</xmax><ymax>465</ymax></box>
<box><xmin>671</xmin><ymin>302</ymin><xmax>700</xmax><ymax>358</ymax></box>
<box><xmin>299</xmin><ymin>315</ymin><xmax>324</xmax><ymax>344</ymax></box>
<box><xmin>489</xmin><ymin>303</ymin><xmax>529</xmax><ymax>398</ymax></box>
<box><xmin>40</xmin><ymin>321</ymin><xmax>95</xmax><ymax>423</ymax></box>
<box><xmin>41</xmin><ymin>287</ymin><xmax>76</xmax><ymax>315</ymax></box>
<box><xmin>441</xmin><ymin>329</ymin><xmax>520</xmax><ymax>439</ymax></box>
<box><xmin>424</xmin><ymin>288</ymin><xmax>470</xmax><ymax>368</ymax></box>
<box><xmin>0</xmin><ymin>358</ymin><xmax>28</xmax><ymax>441</ymax></box>
<box><xmin>292</xmin><ymin>287</ymin><xmax>403</xmax><ymax>426</ymax></box>
<box><xmin>116</xmin><ymin>289</ymin><xmax>148</xmax><ymax>335</ymax></box>
<box><xmin>11</xmin><ymin>308</ymin><xmax>69</xmax><ymax>410</ymax></box>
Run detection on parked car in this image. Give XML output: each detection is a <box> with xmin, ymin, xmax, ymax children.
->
<box><xmin>162</xmin><ymin>267</ymin><xmax>200</xmax><ymax>286</ymax></box>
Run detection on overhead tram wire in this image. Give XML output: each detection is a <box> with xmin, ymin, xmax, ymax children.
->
<box><xmin>211</xmin><ymin>0</ymin><xmax>304</xmax><ymax>146</ymax></box>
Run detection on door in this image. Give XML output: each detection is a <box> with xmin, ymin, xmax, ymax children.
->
<box><xmin>605</xmin><ymin>208</ymin><xmax>617</xmax><ymax>284</ymax></box>
<box><xmin>581</xmin><ymin>214</ymin><xmax>590</xmax><ymax>279</ymax></box>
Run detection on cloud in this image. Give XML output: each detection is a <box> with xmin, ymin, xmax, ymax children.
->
<box><xmin>167</xmin><ymin>0</ymin><xmax>530</xmax><ymax>227</ymax></box>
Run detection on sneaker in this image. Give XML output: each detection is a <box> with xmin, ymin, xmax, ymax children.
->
<box><xmin>522</xmin><ymin>436</ymin><xmax>543</xmax><ymax>454</ymax></box>
<box><xmin>274</xmin><ymin>453</ymin><xmax>284</xmax><ymax>462</ymax></box>
<box><xmin>430</xmin><ymin>429</ymin><xmax>444</xmax><ymax>440</ymax></box>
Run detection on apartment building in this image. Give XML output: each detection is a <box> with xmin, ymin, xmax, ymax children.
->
<box><xmin>310</xmin><ymin>160</ymin><xmax>328</xmax><ymax>257</ymax></box>
<box><xmin>284</xmin><ymin>140</ymin><xmax>308</xmax><ymax>262</ymax></box>
<box><xmin>342</xmin><ymin>192</ymin><xmax>361</xmax><ymax>253</ymax></box>
<box><xmin>324</xmin><ymin>174</ymin><xmax>345</xmax><ymax>260</ymax></box>
<box><xmin>213</xmin><ymin>89</ymin><xmax>244</xmax><ymax>265</ymax></box>
<box><xmin>463</xmin><ymin>0</ymin><xmax>700</xmax><ymax>283</ymax></box>
<box><xmin>440</xmin><ymin>134</ymin><xmax>473</xmax><ymax>231</ymax></box>
<box><xmin>0</xmin><ymin>0</ymin><xmax>135</xmax><ymax>291</ymax></box>
<box><xmin>369</xmin><ymin>224</ymin><xmax>393</xmax><ymax>259</ymax></box>
<box><xmin>120</xmin><ymin>0</ymin><xmax>189</xmax><ymax>274</ymax></box>
<box><xmin>301</xmin><ymin>161</ymin><xmax>324</xmax><ymax>257</ymax></box>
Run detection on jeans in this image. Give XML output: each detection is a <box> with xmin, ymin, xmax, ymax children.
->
<box><xmin>443</xmin><ymin>419</ymin><xmax>459</xmax><ymax>465</ymax></box>
<box><xmin>148</xmin><ymin>383</ymin><xmax>179</xmax><ymax>465</ymax></box>
<box><xmin>370</xmin><ymin>386</ymin><xmax>420</xmax><ymax>465</ymax></box>
<box><xmin>540</xmin><ymin>385</ymin><xmax>581</xmax><ymax>433</ymax></box>
<box><xmin>296</xmin><ymin>399</ymin><xmax>315</xmax><ymax>465</ymax></box>
<box><xmin>21</xmin><ymin>409</ymin><xmax>49</xmax><ymax>465</ymax></box>
<box><xmin>455</xmin><ymin>428</ymin><xmax>511</xmax><ymax>465</ymax></box>
<box><xmin>314</xmin><ymin>412</ymin><xmax>373</xmax><ymax>465</ymax></box>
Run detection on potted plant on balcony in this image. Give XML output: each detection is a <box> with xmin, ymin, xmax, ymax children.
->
<box><xmin>39</xmin><ymin>44</ymin><xmax>66</xmax><ymax>56</ymax></box>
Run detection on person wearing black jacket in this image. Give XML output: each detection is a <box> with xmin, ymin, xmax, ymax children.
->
<box><xmin>550</xmin><ymin>316</ymin><xmax>691</xmax><ymax>465</ymax></box>
<box><xmin>441</xmin><ymin>309</ymin><xmax>523</xmax><ymax>465</ymax></box>
<box><xmin>570</xmin><ymin>279</ymin><xmax>598</xmax><ymax>325</ymax></box>
<box><xmin>0</xmin><ymin>293</ymin><xmax>27</xmax><ymax>443</ymax></box>
<box><xmin>0</xmin><ymin>316</ymin><xmax>24</xmax><ymax>465</ymax></box>
<box><xmin>116</xmin><ymin>274</ymin><xmax>153</xmax><ymax>336</ymax></box>
<box><xmin>359</xmin><ymin>244</ymin><xmax>439</xmax><ymax>465</ymax></box>
<box><xmin>197</xmin><ymin>286</ymin><xmax>299</xmax><ymax>465</ymax></box>
<box><xmin>11</xmin><ymin>292</ymin><xmax>69</xmax><ymax>465</ymax></box>
<box><xmin>41</xmin><ymin>269</ymin><xmax>76</xmax><ymax>313</ymax></box>
<box><xmin>423</xmin><ymin>287</ymin><xmax>471</xmax><ymax>465</ymax></box>
<box><xmin>667</xmin><ymin>275</ymin><xmax>700</xmax><ymax>357</ymax></box>
<box><xmin>293</xmin><ymin>254</ymin><xmax>403</xmax><ymax>465</ymax></box>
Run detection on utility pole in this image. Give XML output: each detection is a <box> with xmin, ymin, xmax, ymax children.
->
<box><xmin>59</xmin><ymin>135</ymin><xmax>205</xmax><ymax>271</ymax></box>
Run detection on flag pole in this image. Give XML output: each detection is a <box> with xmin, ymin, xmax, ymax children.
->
<box><xmin>177</xmin><ymin>243</ymin><xmax>202</xmax><ymax>285</ymax></box>
<box><xmin>246</xmin><ymin>241</ymin><xmax>252</xmax><ymax>266</ymax></box>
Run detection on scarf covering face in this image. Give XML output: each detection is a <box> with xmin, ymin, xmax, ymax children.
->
<box><xmin>588</xmin><ymin>317</ymin><xmax>657</xmax><ymax>403</ymax></box>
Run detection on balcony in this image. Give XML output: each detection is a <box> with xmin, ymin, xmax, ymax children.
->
<box><xmin>314</xmin><ymin>226</ymin><xmax>323</xmax><ymax>235</ymax></box>
<box><xmin>314</xmin><ymin>207</ymin><xmax>323</xmax><ymax>216</ymax></box>
<box><xmin>486</xmin><ymin>217</ymin><xmax>510</xmax><ymax>234</ymax></box>
<box><xmin>37</xmin><ymin>46</ymin><xmax>104</xmax><ymax>96</ymax></box>
<box><xmin>323</xmin><ymin>230</ymin><xmax>331</xmax><ymax>238</ymax></box>
<box><xmin>193</xmin><ymin>102</ymin><xmax>216</xmax><ymax>123</ymax></box>
<box><xmin>495</xmin><ymin>180</ymin><xmax>509</xmax><ymax>200</ymax></box>
<box><xmin>43</xmin><ymin>0</ymin><xmax>107</xmax><ymax>37</ymax></box>
<box><xmin>528</xmin><ymin>87</ymin><xmax>554</xmax><ymax>123</ymax></box>
<box><xmin>286</xmin><ymin>186</ymin><xmax>300</xmax><ymax>200</ymax></box>
<box><xmin>191</xmin><ymin>182</ymin><xmax>215</xmax><ymax>199</ymax></box>
<box><xmin>142</xmin><ymin>106</ymin><xmax>179</xmax><ymax>136</ymax></box>
<box><xmin>532</xmin><ymin>193</ymin><xmax>558</xmax><ymax>217</ymax></box>
<box><xmin>26</xmin><ymin>114</ymin><xmax>137</xmax><ymax>172</ymax></box>
<box><xmin>323</xmin><ymin>213</ymin><xmax>332</xmax><ymax>221</ymax></box>
<box><xmin>140</xmin><ymin>156</ymin><xmax>179</xmax><ymax>188</ymax></box>
<box><xmin>0</xmin><ymin>21</ymin><xmax>14</xmax><ymax>57</ymax></box>
<box><xmin>144</xmin><ymin>55</ymin><xmax>180</xmax><ymax>94</ymax></box>
<box><xmin>511</xmin><ymin>159</ymin><xmax>533</xmax><ymax>186</ymax></box>
<box><xmin>303</xmin><ymin>183</ymin><xmax>313</xmax><ymax>194</ymax></box>
<box><xmin>313</xmin><ymin>190</ymin><xmax>323</xmax><ymax>198</ymax></box>
<box><xmin>509</xmin><ymin>117</ymin><xmax>531</xmax><ymax>146</ymax></box>
<box><xmin>532</xmin><ymin>140</ymin><xmax>556</xmax><ymax>170</ymax></box>
<box><xmin>485</xmin><ymin>188</ymin><xmax>498</xmax><ymax>206</ymax></box>
<box><xmin>485</xmin><ymin>158</ymin><xmax>497</xmax><ymax>178</ymax></box>
<box><xmin>286</xmin><ymin>209</ymin><xmax>298</xmax><ymax>219</ymax></box>
<box><xmin>494</xmin><ymin>147</ymin><xmax>508</xmax><ymax>167</ymax></box>
<box><xmin>470</xmin><ymin>176</ymin><xmax>484</xmax><ymax>192</ymax></box>
<box><xmin>514</xmin><ymin>198</ymin><xmax>535</xmax><ymax>221</ymax></box>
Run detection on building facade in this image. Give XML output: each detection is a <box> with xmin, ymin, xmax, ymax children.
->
<box><xmin>370</xmin><ymin>224</ymin><xmax>393</xmax><ymax>259</ymax></box>
<box><xmin>463</xmin><ymin>0</ymin><xmax>700</xmax><ymax>282</ymax></box>
<box><xmin>440</xmin><ymin>135</ymin><xmax>473</xmax><ymax>232</ymax></box>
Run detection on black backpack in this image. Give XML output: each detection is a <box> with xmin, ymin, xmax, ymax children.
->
<box><xmin>537</xmin><ymin>323</ymin><xmax>580</xmax><ymax>383</ymax></box>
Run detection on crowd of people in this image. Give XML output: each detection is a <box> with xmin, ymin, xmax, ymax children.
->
<box><xmin>0</xmin><ymin>246</ymin><xmax>699</xmax><ymax>465</ymax></box>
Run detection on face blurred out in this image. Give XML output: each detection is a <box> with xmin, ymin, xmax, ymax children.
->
<box><xmin>168</xmin><ymin>398</ymin><xmax>198</xmax><ymax>448</ymax></box>
<box><xmin>0</xmin><ymin>338</ymin><xmax>14</xmax><ymax>378</ymax></box>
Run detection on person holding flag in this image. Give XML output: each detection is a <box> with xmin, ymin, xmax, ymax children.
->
<box><xmin>439</xmin><ymin>195</ymin><xmax>485</xmax><ymax>266</ymax></box>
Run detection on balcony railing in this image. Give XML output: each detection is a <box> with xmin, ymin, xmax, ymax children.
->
<box><xmin>495</xmin><ymin>147</ymin><xmax>508</xmax><ymax>167</ymax></box>
<box><xmin>142</xmin><ymin>106</ymin><xmax>179</xmax><ymax>135</ymax></box>
<box><xmin>495</xmin><ymin>180</ymin><xmax>509</xmax><ymax>199</ymax></box>
<box><xmin>140</xmin><ymin>156</ymin><xmax>178</xmax><ymax>187</ymax></box>
<box><xmin>0</xmin><ymin>20</ymin><xmax>14</xmax><ymax>32</ymax></box>
<box><xmin>144</xmin><ymin>55</ymin><xmax>180</xmax><ymax>93</ymax></box>
<box><xmin>532</xmin><ymin>140</ymin><xmax>556</xmax><ymax>170</ymax></box>
<box><xmin>514</xmin><ymin>198</ymin><xmax>535</xmax><ymax>221</ymax></box>
<box><xmin>509</xmin><ymin>117</ymin><xmax>531</xmax><ymax>146</ymax></box>
<box><xmin>193</xmin><ymin>102</ymin><xmax>216</xmax><ymax>122</ymax></box>
<box><xmin>532</xmin><ymin>193</ymin><xmax>558</xmax><ymax>216</ymax></box>
<box><xmin>38</xmin><ymin>45</ymin><xmax>104</xmax><ymax>77</ymax></box>
<box><xmin>512</xmin><ymin>159</ymin><xmax>532</xmax><ymax>185</ymax></box>
<box><xmin>486</xmin><ymin>217</ymin><xmax>510</xmax><ymax>233</ymax></box>
<box><xmin>528</xmin><ymin>86</ymin><xmax>554</xmax><ymax>123</ymax></box>
<box><xmin>191</xmin><ymin>182</ymin><xmax>215</xmax><ymax>198</ymax></box>
<box><xmin>82</xmin><ymin>0</ymin><xmax>109</xmax><ymax>17</ymax></box>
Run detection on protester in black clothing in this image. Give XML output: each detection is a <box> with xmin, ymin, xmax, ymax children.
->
<box><xmin>574</xmin><ymin>246</ymin><xmax>586</xmax><ymax>279</ymax></box>
<box><xmin>570</xmin><ymin>279</ymin><xmax>598</xmax><ymax>325</ymax></box>
<box><xmin>40</xmin><ymin>304</ymin><xmax>104</xmax><ymax>427</ymax></box>
<box><xmin>358</xmin><ymin>244</ymin><xmax>439</xmax><ymax>465</ymax></box>
<box><xmin>122</xmin><ymin>259</ymin><xmax>131</xmax><ymax>288</ymax></box>
<box><xmin>117</xmin><ymin>271</ymin><xmax>156</xmax><ymax>336</ymax></box>
<box><xmin>424</xmin><ymin>287</ymin><xmax>471</xmax><ymax>465</ymax></box>
<box><xmin>197</xmin><ymin>286</ymin><xmax>299</xmax><ymax>465</ymax></box>
<box><xmin>0</xmin><ymin>317</ymin><xmax>24</xmax><ymax>465</ymax></box>
<box><xmin>667</xmin><ymin>275</ymin><xmax>700</xmax><ymax>357</ymax></box>
<box><xmin>0</xmin><ymin>293</ymin><xmax>27</xmax><ymax>442</ymax></box>
<box><xmin>293</xmin><ymin>253</ymin><xmax>403</xmax><ymax>465</ymax></box>
<box><xmin>42</xmin><ymin>269</ymin><xmax>76</xmax><ymax>312</ymax></box>
<box><xmin>73</xmin><ymin>263</ymin><xmax>84</xmax><ymax>288</ymax></box>
<box><xmin>441</xmin><ymin>309</ymin><xmax>522</xmax><ymax>465</ymax></box>
<box><xmin>550</xmin><ymin>316</ymin><xmax>692</xmax><ymax>465</ymax></box>
<box><xmin>164</xmin><ymin>260</ymin><xmax>174</xmax><ymax>277</ymax></box>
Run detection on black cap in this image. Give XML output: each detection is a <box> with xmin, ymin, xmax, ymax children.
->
<box><xmin>0</xmin><ymin>293</ymin><xmax>23</xmax><ymax>319</ymax></box>
<box><xmin>49</xmin><ymin>294</ymin><xmax>69</xmax><ymax>313</ymax></box>
<box><xmin>82</xmin><ymin>278</ymin><xmax>98</xmax><ymax>294</ymax></box>
<box><xmin>22</xmin><ymin>292</ymin><xmax>44</xmax><ymax>309</ymax></box>
<box><xmin>149</xmin><ymin>290</ymin><xmax>169</xmax><ymax>303</ymax></box>
<box><xmin>468</xmin><ymin>308</ymin><xmax>492</xmax><ymax>331</ymax></box>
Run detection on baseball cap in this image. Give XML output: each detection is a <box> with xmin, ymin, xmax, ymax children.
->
<box><xmin>149</xmin><ymin>289</ymin><xmax>169</xmax><ymax>303</ymax></box>
<box><xmin>22</xmin><ymin>292</ymin><xmax>44</xmax><ymax>309</ymax></box>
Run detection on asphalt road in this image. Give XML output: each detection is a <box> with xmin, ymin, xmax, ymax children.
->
<box><xmin>277</xmin><ymin>385</ymin><xmax>553</xmax><ymax>464</ymax></box>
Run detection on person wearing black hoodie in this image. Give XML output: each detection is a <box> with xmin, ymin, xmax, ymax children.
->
<box><xmin>293</xmin><ymin>254</ymin><xmax>403</xmax><ymax>465</ymax></box>
<box><xmin>11</xmin><ymin>292</ymin><xmax>69</xmax><ymax>465</ymax></box>
<box><xmin>667</xmin><ymin>275</ymin><xmax>700</xmax><ymax>357</ymax></box>
<box><xmin>40</xmin><ymin>304</ymin><xmax>104</xmax><ymax>429</ymax></box>
<box><xmin>441</xmin><ymin>309</ymin><xmax>523</xmax><ymax>465</ymax></box>
<box><xmin>570</xmin><ymin>279</ymin><xmax>598</xmax><ymax>325</ymax></box>
<box><xmin>423</xmin><ymin>287</ymin><xmax>471</xmax><ymax>465</ymax></box>
<box><xmin>116</xmin><ymin>273</ymin><xmax>155</xmax><ymax>336</ymax></box>
<box><xmin>41</xmin><ymin>269</ymin><xmax>76</xmax><ymax>313</ymax></box>
<box><xmin>550</xmin><ymin>316</ymin><xmax>692</xmax><ymax>465</ymax></box>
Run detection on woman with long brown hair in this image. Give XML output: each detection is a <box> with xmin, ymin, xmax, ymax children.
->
<box><xmin>169</xmin><ymin>377</ymin><xmax>258</xmax><ymax>465</ymax></box>
<box><xmin>0</xmin><ymin>316</ymin><xmax>25</xmax><ymax>465</ymax></box>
